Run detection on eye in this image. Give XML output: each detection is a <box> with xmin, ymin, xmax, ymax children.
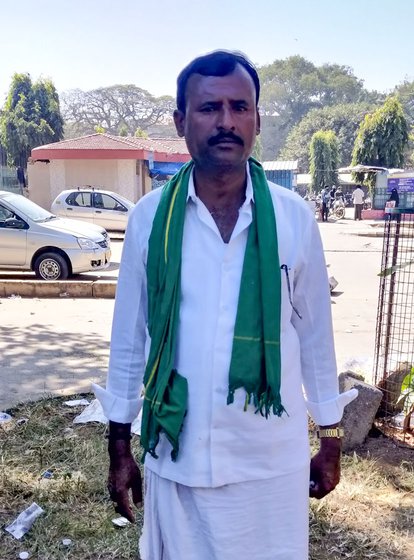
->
<box><xmin>200</xmin><ymin>105</ymin><xmax>217</xmax><ymax>113</ymax></box>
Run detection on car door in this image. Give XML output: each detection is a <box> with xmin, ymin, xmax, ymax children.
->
<box><xmin>92</xmin><ymin>193</ymin><xmax>128</xmax><ymax>230</ymax></box>
<box><xmin>61</xmin><ymin>191</ymin><xmax>95</xmax><ymax>224</ymax></box>
<box><xmin>0</xmin><ymin>204</ymin><xmax>28</xmax><ymax>266</ymax></box>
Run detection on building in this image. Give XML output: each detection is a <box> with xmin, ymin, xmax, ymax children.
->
<box><xmin>28</xmin><ymin>133</ymin><xmax>190</xmax><ymax>209</ymax></box>
<box><xmin>262</xmin><ymin>160</ymin><xmax>298</xmax><ymax>189</ymax></box>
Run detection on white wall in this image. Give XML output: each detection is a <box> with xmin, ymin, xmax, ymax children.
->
<box><xmin>28</xmin><ymin>158</ymin><xmax>139</xmax><ymax>209</ymax></box>
<box><xmin>27</xmin><ymin>161</ymin><xmax>51</xmax><ymax>209</ymax></box>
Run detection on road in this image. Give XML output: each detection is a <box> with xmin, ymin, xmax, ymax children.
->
<box><xmin>0</xmin><ymin>211</ymin><xmax>384</xmax><ymax>411</ymax></box>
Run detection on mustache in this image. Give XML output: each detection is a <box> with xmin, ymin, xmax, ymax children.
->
<box><xmin>208</xmin><ymin>132</ymin><xmax>244</xmax><ymax>146</ymax></box>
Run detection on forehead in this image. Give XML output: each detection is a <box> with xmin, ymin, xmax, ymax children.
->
<box><xmin>185</xmin><ymin>65</ymin><xmax>256</xmax><ymax>106</ymax></box>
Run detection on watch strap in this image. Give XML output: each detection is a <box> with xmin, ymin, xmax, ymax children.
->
<box><xmin>316</xmin><ymin>427</ymin><xmax>344</xmax><ymax>439</ymax></box>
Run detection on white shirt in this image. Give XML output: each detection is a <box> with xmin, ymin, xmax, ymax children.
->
<box><xmin>352</xmin><ymin>188</ymin><xmax>365</xmax><ymax>205</ymax></box>
<box><xmin>94</xmin><ymin>166</ymin><xmax>356</xmax><ymax>488</ymax></box>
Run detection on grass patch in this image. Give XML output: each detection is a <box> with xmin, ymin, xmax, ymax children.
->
<box><xmin>1</xmin><ymin>396</ymin><xmax>414</xmax><ymax>559</ymax></box>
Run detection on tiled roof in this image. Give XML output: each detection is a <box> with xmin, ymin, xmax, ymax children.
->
<box><xmin>34</xmin><ymin>133</ymin><xmax>189</xmax><ymax>155</ymax></box>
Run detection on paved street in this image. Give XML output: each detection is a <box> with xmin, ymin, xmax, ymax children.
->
<box><xmin>0</xmin><ymin>211</ymin><xmax>385</xmax><ymax>411</ymax></box>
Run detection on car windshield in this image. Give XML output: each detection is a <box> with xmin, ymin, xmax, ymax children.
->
<box><xmin>113</xmin><ymin>193</ymin><xmax>135</xmax><ymax>209</ymax></box>
<box><xmin>4</xmin><ymin>194</ymin><xmax>56</xmax><ymax>222</ymax></box>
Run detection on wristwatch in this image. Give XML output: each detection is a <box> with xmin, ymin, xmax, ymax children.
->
<box><xmin>316</xmin><ymin>427</ymin><xmax>344</xmax><ymax>439</ymax></box>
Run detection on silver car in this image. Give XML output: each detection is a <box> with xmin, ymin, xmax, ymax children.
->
<box><xmin>51</xmin><ymin>188</ymin><xmax>135</xmax><ymax>232</ymax></box>
<box><xmin>0</xmin><ymin>191</ymin><xmax>111</xmax><ymax>280</ymax></box>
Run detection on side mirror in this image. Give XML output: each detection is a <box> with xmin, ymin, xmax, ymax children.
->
<box><xmin>4</xmin><ymin>217</ymin><xmax>26</xmax><ymax>229</ymax></box>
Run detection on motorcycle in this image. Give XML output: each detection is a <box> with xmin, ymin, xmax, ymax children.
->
<box><xmin>329</xmin><ymin>198</ymin><xmax>346</xmax><ymax>220</ymax></box>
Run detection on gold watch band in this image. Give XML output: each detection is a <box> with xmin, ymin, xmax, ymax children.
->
<box><xmin>316</xmin><ymin>427</ymin><xmax>344</xmax><ymax>439</ymax></box>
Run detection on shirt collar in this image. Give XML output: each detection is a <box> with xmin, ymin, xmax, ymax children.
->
<box><xmin>187</xmin><ymin>161</ymin><xmax>254</xmax><ymax>207</ymax></box>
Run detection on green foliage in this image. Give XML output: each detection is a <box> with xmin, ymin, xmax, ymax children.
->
<box><xmin>394</xmin><ymin>80</ymin><xmax>414</xmax><ymax>165</ymax></box>
<box><xmin>258</xmin><ymin>56</ymin><xmax>374</xmax><ymax>159</ymax></box>
<box><xmin>251</xmin><ymin>135</ymin><xmax>263</xmax><ymax>161</ymax></box>
<box><xmin>0</xmin><ymin>73</ymin><xmax>64</xmax><ymax>167</ymax></box>
<box><xmin>118</xmin><ymin>124</ymin><xmax>128</xmax><ymax>137</ymax></box>
<box><xmin>397</xmin><ymin>368</ymin><xmax>414</xmax><ymax>420</ymax></box>
<box><xmin>309</xmin><ymin>130</ymin><xmax>339</xmax><ymax>192</ymax></box>
<box><xmin>280</xmin><ymin>103</ymin><xmax>376</xmax><ymax>171</ymax></box>
<box><xmin>94</xmin><ymin>125</ymin><xmax>105</xmax><ymax>134</ymax></box>
<box><xmin>134</xmin><ymin>127</ymin><xmax>148</xmax><ymax>138</ymax></box>
<box><xmin>378</xmin><ymin>258</ymin><xmax>414</xmax><ymax>278</ymax></box>
<box><xmin>401</xmin><ymin>368</ymin><xmax>414</xmax><ymax>393</ymax></box>
<box><xmin>351</xmin><ymin>96</ymin><xmax>409</xmax><ymax>189</ymax></box>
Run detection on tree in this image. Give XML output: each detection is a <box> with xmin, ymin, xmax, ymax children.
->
<box><xmin>352</xmin><ymin>96</ymin><xmax>409</xmax><ymax>188</ymax></box>
<box><xmin>118</xmin><ymin>124</ymin><xmax>128</xmax><ymax>137</ymax></box>
<box><xmin>61</xmin><ymin>85</ymin><xmax>175</xmax><ymax>138</ymax></box>
<box><xmin>252</xmin><ymin>136</ymin><xmax>263</xmax><ymax>161</ymax></box>
<box><xmin>395</xmin><ymin>80</ymin><xmax>414</xmax><ymax>125</ymax></box>
<box><xmin>394</xmin><ymin>80</ymin><xmax>414</xmax><ymax>166</ymax></box>
<box><xmin>309</xmin><ymin>130</ymin><xmax>339</xmax><ymax>193</ymax></box>
<box><xmin>258</xmin><ymin>55</ymin><xmax>373</xmax><ymax>158</ymax></box>
<box><xmin>0</xmin><ymin>73</ymin><xmax>64</xmax><ymax>167</ymax></box>
<box><xmin>280</xmin><ymin>102</ymin><xmax>376</xmax><ymax>171</ymax></box>
<box><xmin>135</xmin><ymin>127</ymin><xmax>148</xmax><ymax>138</ymax></box>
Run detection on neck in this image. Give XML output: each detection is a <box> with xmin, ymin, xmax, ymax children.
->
<box><xmin>193</xmin><ymin>163</ymin><xmax>247</xmax><ymax>209</ymax></box>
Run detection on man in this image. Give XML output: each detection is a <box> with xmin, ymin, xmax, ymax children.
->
<box><xmin>321</xmin><ymin>186</ymin><xmax>330</xmax><ymax>222</ymax></box>
<box><xmin>94</xmin><ymin>50</ymin><xmax>356</xmax><ymax>559</ymax></box>
<box><xmin>352</xmin><ymin>184</ymin><xmax>365</xmax><ymax>220</ymax></box>
<box><xmin>329</xmin><ymin>185</ymin><xmax>337</xmax><ymax>208</ymax></box>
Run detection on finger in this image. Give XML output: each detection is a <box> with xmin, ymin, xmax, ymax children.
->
<box><xmin>108</xmin><ymin>484</ymin><xmax>135</xmax><ymax>522</ymax></box>
<box><xmin>114</xmin><ymin>499</ymin><xmax>135</xmax><ymax>523</ymax></box>
<box><xmin>131</xmin><ymin>480</ymin><xmax>143</xmax><ymax>508</ymax></box>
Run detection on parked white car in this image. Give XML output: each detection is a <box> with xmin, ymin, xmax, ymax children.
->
<box><xmin>51</xmin><ymin>188</ymin><xmax>135</xmax><ymax>231</ymax></box>
<box><xmin>0</xmin><ymin>191</ymin><xmax>111</xmax><ymax>280</ymax></box>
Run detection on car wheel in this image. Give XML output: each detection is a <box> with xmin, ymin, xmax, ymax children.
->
<box><xmin>34</xmin><ymin>252</ymin><xmax>69</xmax><ymax>280</ymax></box>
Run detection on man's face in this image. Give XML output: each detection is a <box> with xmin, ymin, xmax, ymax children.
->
<box><xmin>174</xmin><ymin>64</ymin><xmax>260</xmax><ymax>171</ymax></box>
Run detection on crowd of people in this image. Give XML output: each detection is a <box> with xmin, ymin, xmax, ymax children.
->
<box><xmin>316</xmin><ymin>184</ymin><xmax>371</xmax><ymax>221</ymax></box>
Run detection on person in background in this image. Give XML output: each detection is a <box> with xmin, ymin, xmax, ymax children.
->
<box><xmin>321</xmin><ymin>186</ymin><xmax>330</xmax><ymax>222</ymax></box>
<box><xmin>388</xmin><ymin>187</ymin><xmax>399</xmax><ymax>208</ymax></box>
<box><xmin>329</xmin><ymin>185</ymin><xmax>337</xmax><ymax>208</ymax></box>
<box><xmin>334</xmin><ymin>186</ymin><xmax>345</xmax><ymax>204</ymax></box>
<box><xmin>352</xmin><ymin>184</ymin><xmax>365</xmax><ymax>220</ymax></box>
<box><xmin>94</xmin><ymin>50</ymin><xmax>356</xmax><ymax>560</ymax></box>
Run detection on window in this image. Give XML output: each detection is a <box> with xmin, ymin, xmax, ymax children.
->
<box><xmin>66</xmin><ymin>192</ymin><xmax>92</xmax><ymax>207</ymax></box>
<box><xmin>94</xmin><ymin>193</ymin><xmax>126</xmax><ymax>211</ymax></box>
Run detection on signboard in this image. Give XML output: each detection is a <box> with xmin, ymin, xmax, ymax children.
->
<box><xmin>387</xmin><ymin>176</ymin><xmax>414</xmax><ymax>193</ymax></box>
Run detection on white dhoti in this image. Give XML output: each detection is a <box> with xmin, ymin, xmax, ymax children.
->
<box><xmin>139</xmin><ymin>466</ymin><xmax>310</xmax><ymax>560</ymax></box>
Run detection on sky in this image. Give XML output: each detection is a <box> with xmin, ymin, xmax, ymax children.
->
<box><xmin>1</xmin><ymin>0</ymin><xmax>413</xmax><ymax>103</ymax></box>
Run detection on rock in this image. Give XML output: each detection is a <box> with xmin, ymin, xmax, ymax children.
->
<box><xmin>339</xmin><ymin>371</ymin><xmax>383</xmax><ymax>451</ymax></box>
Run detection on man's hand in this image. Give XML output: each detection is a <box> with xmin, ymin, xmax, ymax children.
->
<box><xmin>107</xmin><ymin>422</ymin><xmax>142</xmax><ymax>523</ymax></box>
<box><xmin>309</xmin><ymin>436</ymin><xmax>341</xmax><ymax>500</ymax></box>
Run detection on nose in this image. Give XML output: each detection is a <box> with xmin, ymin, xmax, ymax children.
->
<box><xmin>217</xmin><ymin>106</ymin><xmax>235</xmax><ymax>131</ymax></box>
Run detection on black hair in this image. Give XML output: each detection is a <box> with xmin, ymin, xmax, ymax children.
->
<box><xmin>176</xmin><ymin>50</ymin><xmax>260</xmax><ymax>113</ymax></box>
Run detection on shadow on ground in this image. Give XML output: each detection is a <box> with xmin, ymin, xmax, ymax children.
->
<box><xmin>0</xmin><ymin>323</ymin><xmax>109</xmax><ymax>411</ymax></box>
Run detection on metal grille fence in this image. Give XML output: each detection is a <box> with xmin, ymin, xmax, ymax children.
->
<box><xmin>373</xmin><ymin>208</ymin><xmax>414</xmax><ymax>430</ymax></box>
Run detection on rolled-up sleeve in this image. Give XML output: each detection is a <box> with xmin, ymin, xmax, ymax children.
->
<box><xmin>93</xmin><ymin>205</ymin><xmax>148</xmax><ymax>423</ymax></box>
<box><xmin>292</xmin><ymin>215</ymin><xmax>357</xmax><ymax>425</ymax></box>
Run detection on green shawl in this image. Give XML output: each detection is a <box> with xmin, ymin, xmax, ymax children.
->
<box><xmin>141</xmin><ymin>158</ymin><xmax>285</xmax><ymax>461</ymax></box>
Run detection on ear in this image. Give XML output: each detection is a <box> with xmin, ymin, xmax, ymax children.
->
<box><xmin>174</xmin><ymin>110</ymin><xmax>185</xmax><ymax>138</ymax></box>
<box><xmin>256</xmin><ymin>108</ymin><xmax>261</xmax><ymax>136</ymax></box>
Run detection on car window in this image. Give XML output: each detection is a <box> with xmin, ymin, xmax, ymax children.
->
<box><xmin>66</xmin><ymin>192</ymin><xmax>92</xmax><ymax>207</ymax></box>
<box><xmin>94</xmin><ymin>193</ymin><xmax>126</xmax><ymax>211</ymax></box>
<box><xmin>0</xmin><ymin>204</ymin><xmax>14</xmax><ymax>226</ymax></box>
